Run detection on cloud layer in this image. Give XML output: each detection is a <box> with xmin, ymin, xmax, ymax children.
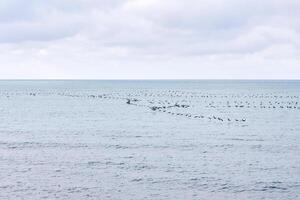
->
<box><xmin>0</xmin><ymin>0</ymin><xmax>300</xmax><ymax>79</ymax></box>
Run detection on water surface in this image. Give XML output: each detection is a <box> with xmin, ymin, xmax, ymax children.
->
<box><xmin>0</xmin><ymin>80</ymin><xmax>299</xmax><ymax>200</ymax></box>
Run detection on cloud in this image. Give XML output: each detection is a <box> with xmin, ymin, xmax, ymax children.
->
<box><xmin>0</xmin><ymin>0</ymin><xmax>299</xmax><ymax>79</ymax></box>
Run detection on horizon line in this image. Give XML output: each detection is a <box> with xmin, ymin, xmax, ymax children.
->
<box><xmin>0</xmin><ymin>78</ymin><xmax>300</xmax><ymax>81</ymax></box>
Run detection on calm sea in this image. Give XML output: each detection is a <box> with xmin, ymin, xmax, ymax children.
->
<box><xmin>0</xmin><ymin>80</ymin><xmax>299</xmax><ymax>200</ymax></box>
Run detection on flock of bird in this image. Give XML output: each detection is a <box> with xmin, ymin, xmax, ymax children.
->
<box><xmin>206</xmin><ymin>100</ymin><xmax>299</xmax><ymax>110</ymax></box>
<box><xmin>1</xmin><ymin>89</ymin><xmax>299</xmax><ymax>125</ymax></box>
<box><xmin>124</xmin><ymin>98</ymin><xmax>247</xmax><ymax>123</ymax></box>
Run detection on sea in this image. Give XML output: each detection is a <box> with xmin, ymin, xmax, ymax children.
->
<box><xmin>0</xmin><ymin>80</ymin><xmax>299</xmax><ymax>200</ymax></box>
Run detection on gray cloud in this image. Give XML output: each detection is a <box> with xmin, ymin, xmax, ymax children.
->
<box><xmin>0</xmin><ymin>0</ymin><xmax>299</xmax><ymax>79</ymax></box>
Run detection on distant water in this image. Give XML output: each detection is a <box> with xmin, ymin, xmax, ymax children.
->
<box><xmin>0</xmin><ymin>80</ymin><xmax>299</xmax><ymax>200</ymax></box>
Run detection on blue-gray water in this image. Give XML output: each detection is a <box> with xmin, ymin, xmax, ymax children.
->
<box><xmin>0</xmin><ymin>80</ymin><xmax>299</xmax><ymax>200</ymax></box>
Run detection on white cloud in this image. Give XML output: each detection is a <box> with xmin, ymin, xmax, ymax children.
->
<box><xmin>0</xmin><ymin>0</ymin><xmax>299</xmax><ymax>79</ymax></box>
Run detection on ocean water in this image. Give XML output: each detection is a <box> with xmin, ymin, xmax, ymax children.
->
<box><xmin>0</xmin><ymin>80</ymin><xmax>299</xmax><ymax>200</ymax></box>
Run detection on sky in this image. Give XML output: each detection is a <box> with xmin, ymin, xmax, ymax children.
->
<box><xmin>0</xmin><ymin>0</ymin><xmax>300</xmax><ymax>79</ymax></box>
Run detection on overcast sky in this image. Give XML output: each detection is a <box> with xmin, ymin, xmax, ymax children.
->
<box><xmin>0</xmin><ymin>0</ymin><xmax>299</xmax><ymax>79</ymax></box>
